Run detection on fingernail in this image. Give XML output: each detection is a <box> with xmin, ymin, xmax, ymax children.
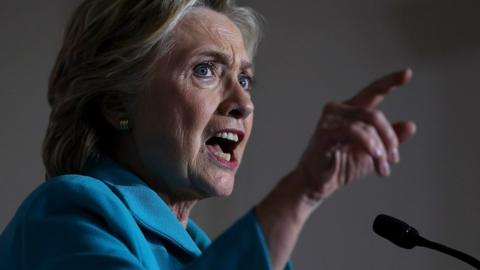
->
<box><xmin>390</xmin><ymin>148</ymin><xmax>400</xmax><ymax>163</ymax></box>
<box><xmin>375</xmin><ymin>147</ymin><xmax>384</xmax><ymax>158</ymax></box>
<box><xmin>381</xmin><ymin>161</ymin><xmax>391</xmax><ymax>176</ymax></box>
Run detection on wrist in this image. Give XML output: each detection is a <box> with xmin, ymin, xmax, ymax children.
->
<box><xmin>282</xmin><ymin>168</ymin><xmax>324</xmax><ymax>218</ymax></box>
<box><xmin>255</xmin><ymin>169</ymin><xmax>327</xmax><ymax>270</ymax></box>
<box><xmin>257</xmin><ymin>169</ymin><xmax>321</xmax><ymax>228</ymax></box>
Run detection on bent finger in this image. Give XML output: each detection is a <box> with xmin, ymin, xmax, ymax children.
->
<box><xmin>347</xmin><ymin>122</ymin><xmax>391</xmax><ymax>176</ymax></box>
<box><xmin>392</xmin><ymin>121</ymin><xmax>417</xmax><ymax>144</ymax></box>
<box><xmin>357</xmin><ymin>109</ymin><xmax>399</xmax><ymax>163</ymax></box>
<box><xmin>324</xmin><ymin>103</ymin><xmax>400</xmax><ymax>163</ymax></box>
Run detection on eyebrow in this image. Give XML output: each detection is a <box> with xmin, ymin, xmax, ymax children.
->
<box><xmin>195</xmin><ymin>49</ymin><xmax>253</xmax><ymax>72</ymax></box>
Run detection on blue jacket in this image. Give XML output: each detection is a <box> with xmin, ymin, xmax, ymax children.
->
<box><xmin>0</xmin><ymin>158</ymin><xmax>292</xmax><ymax>269</ymax></box>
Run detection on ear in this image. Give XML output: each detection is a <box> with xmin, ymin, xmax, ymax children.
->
<box><xmin>100</xmin><ymin>95</ymin><xmax>131</xmax><ymax>130</ymax></box>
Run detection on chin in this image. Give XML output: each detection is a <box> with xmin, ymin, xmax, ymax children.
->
<box><xmin>195</xmin><ymin>174</ymin><xmax>235</xmax><ymax>198</ymax></box>
<box><xmin>214</xmin><ymin>185</ymin><xmax>234</xmax><ymax>197</ymax></box>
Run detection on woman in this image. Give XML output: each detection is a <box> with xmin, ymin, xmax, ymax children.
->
<box><xmin>0</xmin><ymin>0</ymin><xmax>416</xmax><ymax>269</ymax></box>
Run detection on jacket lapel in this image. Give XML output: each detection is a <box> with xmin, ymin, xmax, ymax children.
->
<box><xmin>84</xmin><ymin>157</ymin><xmax>203</xmax><ymax>257</ymax></box>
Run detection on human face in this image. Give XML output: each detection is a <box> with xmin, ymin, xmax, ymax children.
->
<box><xmin>131</xmin><ymin>8</ymin><xmax>254</xmax><ymax>200</ymax></box>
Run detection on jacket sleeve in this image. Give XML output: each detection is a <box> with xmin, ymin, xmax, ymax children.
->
<box><xmin>186</xmin><ymin>209</ymin><xmax>293</xmax><ymax>270</ymax></box>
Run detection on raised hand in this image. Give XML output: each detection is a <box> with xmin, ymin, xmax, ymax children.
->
<box><xmin>256</xmin><ymin>69</ymin><xmax>417</xmax><ymax>270</ymax></box>
<box><xmin>295</xmin><ymin>69</ymin><xmax>417</xmax><ymax>202</ymax></box>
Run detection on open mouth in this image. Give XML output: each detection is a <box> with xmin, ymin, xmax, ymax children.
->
<box><xmin>205</xmin><ymin>129</ymin><xmax>244</xmax><ymax>167</ymax></box>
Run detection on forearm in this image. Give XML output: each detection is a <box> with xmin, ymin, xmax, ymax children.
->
<box><xmin>255</xmin><ymin>170</ymin><xmax>321</xmax><ymax>270</ymax></box>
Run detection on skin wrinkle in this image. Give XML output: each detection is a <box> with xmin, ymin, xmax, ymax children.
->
<box><xmin>113</xmin><ymin>7</ymin><xmax>254</xmax><ymax>227</ymax></box>
<box><xmin>175</xmin><ymin>9</ymin><xmax>249</xmax><ymax>73</ymax></box>
<box><xmin>181</xmin><ymin>10</ymin><xmax>238</xmax><ymax>57</ymax></box>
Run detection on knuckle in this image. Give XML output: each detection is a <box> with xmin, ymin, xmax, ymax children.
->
<box><xmin>367</xmin><ymin>109</ymin><xmax>384</xmax><ymax>123</ymax></box>
<box><xmin>368</xmin><ymin>138</ymin><xmax>378</xmax><ymax>152</ymax></box>
<box><xmin>319</xmin><ymin>114</ymin><xmax>338</xmax><ymax>129</ymax></box>
<box><xmin>372</xmin><ymin>110</ymin><xmax>383</xmax><ymax>120</ymax></box>
<box><xmin>365</xmin><ymin>125</ymin><xmax>376</xmax><ymax>135</ymax></box>
<box><xmin>349</xmin><ymin>121</ymin><xmax>362</xmax><ymax>133</ymax></box>
<box><xmin>324</xmin><ymin>102</ymin><xmax>340</xmax><ymax>113</ymax></box>
<box><xmin>389</xmin><ymin>132</ymin><xmax>399</xmax><ymax>146</ymax></box>
<box><xmin>320</xmin><ymin>111</ymin><xmax>338</xmax><ymax>125</ymax></box>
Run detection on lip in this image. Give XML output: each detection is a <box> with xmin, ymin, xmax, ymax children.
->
<box><xmin>204</xmin><ymin>128</ymin><xmax>245</xmax><ymax>170</ymax></box>
<box><xmin>205</xmin><ymin>147</ymin><xmax>239</xmax><ymax>170</ymax></box>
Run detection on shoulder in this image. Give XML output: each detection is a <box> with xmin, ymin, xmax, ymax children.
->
<box><xmin>5</xmin><ymin>174</ymin><xmax>142</xmax><ymax>246</ymax></box>
<box><xmin>37</xmin><ymin>174</ymin><xmax>113</xmax><ymax>195</ymax></box>
<box><xmin>16</xmin><ymin>174</ymin><xmax>131</xmax><ymax>223</ymax></box>
<box><xmin>0</xmin><ymin>175</ymin><xmax>152</xmax><ymax>270</ymax></box>
<box><xmin>29</xmin><ymin>174</ymin><xmax>116</xmax><ymax>203</ymax></box>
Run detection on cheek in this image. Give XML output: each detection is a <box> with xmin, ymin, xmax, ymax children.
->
<box><xmin>183</xmin><ymin>96</ymin><xmax>218</xmax><ymax>153</ymax></box>
<box><xmin>134</xmin><ymin>75</ymin><xmax>221</xmax><ymax>166</ymax></box>
<box><xmin>243</xmin><ymin>114</ymin><xmax>254</xmax><ymax>142</ymax></box>
<box><xmin>149</xmin><ymin>91</ymin><xmax>217</xmax><ymax>159</ymax></box>
<box><xmin>173</xmin><ymin>78</ymin><xmax>217</xmax><ymax>126</ymax></box>
<box><xmin>132</xmin><ymin>90</ymin><xmax>188</xmax><ymax>161</ymax></box>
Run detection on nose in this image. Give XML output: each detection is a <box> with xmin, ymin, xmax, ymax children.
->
<box><xmin>218</xmin><ymin>81</ymin><xmax>254</xmax><ymax>119</ymax></box>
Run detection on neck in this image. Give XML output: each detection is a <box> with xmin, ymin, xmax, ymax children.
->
<box><xmin>115</xmin><ymin>154</ymin><xmax>199</xmax><ymax>227</ymax></box>
<box><xmin>109</xmin><ymin>137</ymin><xmax>198</xmax><ymax>228</ymax></box>
<box><xmin>158</xmin><ymin>193</ymin><xmax>198</xmax><ymax>227</ymax></box>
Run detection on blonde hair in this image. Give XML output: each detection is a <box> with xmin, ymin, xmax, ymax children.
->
<box><xmin>43</xmin><ymin>0</ymin><xmax>262</xmax><ymax>178</ymax></box>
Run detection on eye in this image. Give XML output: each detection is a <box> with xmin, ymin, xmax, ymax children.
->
<box><xmin>193</xmin><ymin>62</ymin><xmax>214</xmax><ymax>78</ymax></box>
<box><xmin>238</xmin><ymin>75</ymin><xmax>253</xmax><ymax>91</ymax></box>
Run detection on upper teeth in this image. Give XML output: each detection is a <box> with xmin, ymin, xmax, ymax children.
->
<box><xmin>215</xmin><ymin>132</ymin><xmax>239</xmax><ymax>142</ymax></box>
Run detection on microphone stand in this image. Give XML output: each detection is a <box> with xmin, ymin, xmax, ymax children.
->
<box><xmin>373</xmin><ymin>214</ymin><xmax>480</xmax><ymax>270</ymax></box>
<box><xmin>414</xmin><ymin>235</ymin><xmax>480</xmax><ymax>269</ymax></box>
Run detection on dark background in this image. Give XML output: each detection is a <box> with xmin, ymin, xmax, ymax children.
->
<box><xmin>1</xmin><ymin>1</ymin><xmax>479</xmax><ymax>269</ymax></box>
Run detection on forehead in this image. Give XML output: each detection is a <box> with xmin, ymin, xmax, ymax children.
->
<box><xmin>169</xmin><ymin>7</ymin><xmax>249</xmax><ymax>63</ymax></box>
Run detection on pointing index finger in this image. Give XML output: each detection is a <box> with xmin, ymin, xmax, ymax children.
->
<box><xmin>346</xmin><ymin>68</ymin><xmax>413</xmax><ymax>109</ymax></box>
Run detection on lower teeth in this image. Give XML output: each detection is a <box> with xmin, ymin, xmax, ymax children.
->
<box><xmin>214</xmin><ymin>151</ymin><xmax>231</xmax><ymax>161</ymax></box>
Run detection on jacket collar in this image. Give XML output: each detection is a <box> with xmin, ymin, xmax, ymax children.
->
<box><xmin>83</xmin><ymin>157</ymin><xmax>210</xmax><ymax>257</ymax></box>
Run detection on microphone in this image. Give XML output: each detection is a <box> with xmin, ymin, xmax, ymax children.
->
<box><xmin>373</xmin><ymin>214</ymin><xmax>480</xmax><ymax>269</ymax></box>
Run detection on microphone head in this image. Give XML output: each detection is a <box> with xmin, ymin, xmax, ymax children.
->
<box><xmin>373</xmin><ymin>214</ymin><xmax>420</xmax><ymax>249</ymax></box>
